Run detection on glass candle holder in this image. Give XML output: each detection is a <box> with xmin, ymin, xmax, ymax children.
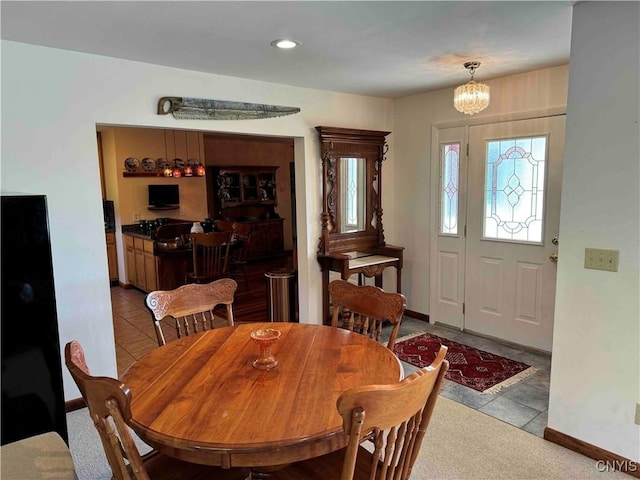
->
<box><xmin>250</xmin><ymin>328</ymin><xmax>281</xmax><ymax>370</ymax></box>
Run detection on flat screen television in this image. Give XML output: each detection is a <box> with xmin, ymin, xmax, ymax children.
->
<box><xmin>148</xmin><ymin>184</ymin><xmax>179</xmax><ymax>208</ymax></box>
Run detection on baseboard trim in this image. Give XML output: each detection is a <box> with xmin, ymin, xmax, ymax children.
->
<box><xmin>65</xmin><ymin>397</ymin><xmax>86</xmax><ymax>413</ymax></box>
<box><xmin>404</xmin><ymin>310</ymin><xmax>429</xmax><ymax>322</ymax></box>
<box><xmin>544</xmin><ymin>427</ymin><xmax>639</xmax><ymax>478</ymax></box>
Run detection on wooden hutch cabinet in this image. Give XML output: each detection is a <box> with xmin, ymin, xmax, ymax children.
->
<box><xmin>207</xmin><ymin>166</ymin><xmax>284</xmax><ymax>259</ymax></box>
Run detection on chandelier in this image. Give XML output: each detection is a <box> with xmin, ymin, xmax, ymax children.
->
<box><xmin>454</xmin><ymin>61</ymin><xmax>490</xmax><ymax>115</ymax></box>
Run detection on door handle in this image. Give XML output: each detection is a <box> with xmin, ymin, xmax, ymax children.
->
<box><xmin>550</xmin><ymin>253</ymin><xmax>558</xmax><ymax>262</ymax></box>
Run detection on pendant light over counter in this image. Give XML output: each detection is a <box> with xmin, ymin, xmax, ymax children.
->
<box><xmin>179</xmin><ymin>129</ymin><xmax>205</xmax><ymax>177</ymax></box>
<box><xmin>453</xmin><ymin>61</ymin><xmax>490</xmax><ymax>116</ymax></box>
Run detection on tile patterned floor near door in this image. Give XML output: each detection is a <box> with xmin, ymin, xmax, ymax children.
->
<box><xmin>386</xmin><ymin>317</ymin><xmax>551</xmax><ymax>438</ymax></box>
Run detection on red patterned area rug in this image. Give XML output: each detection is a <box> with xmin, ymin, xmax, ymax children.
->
<box><xmin>393</xmin><ymin>332</ymin><xmax>537</xmax><ymax>394</ymax></box>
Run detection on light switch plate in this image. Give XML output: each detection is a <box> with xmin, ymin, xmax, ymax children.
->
<box><xmin>636</xmin><ymin>403</ymin><xmax>640</xmax><ymax>425</ymax></box>
<box><xmin>584</xmin><ymin>248</ymin><xmax>619</xmax><ymax>272</ymax></box>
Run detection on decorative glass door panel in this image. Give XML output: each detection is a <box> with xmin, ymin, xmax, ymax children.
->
<box><xmin>483</xmin><ymin>136</ymin><xmax>547</xmax><ymax>243</ymax></box>
<box><xmin>441</xmin><ymin>143</ymin><xmax>460</xmax><ymax>235</ymax></box>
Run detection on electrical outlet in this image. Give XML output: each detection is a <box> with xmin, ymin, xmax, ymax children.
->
<box><xmin>584</xmin><ymin>248</ymin><xmax>619</xmax><ymax>272</ymax></box>
<box><xmin>133</xmin><ymin>212</ymin><xmax>140</xmax><ymax>222</ymax></box>
<box><xmin>635</xmin><ymin>403</ymin><xmax>640</xmax><ymax>425</ymax></box>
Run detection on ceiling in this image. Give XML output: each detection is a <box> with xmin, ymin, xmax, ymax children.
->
<box><xmin>1</xmin><ymin>1</ymin><xmax>573</xmax><ymax>99</ymax></box>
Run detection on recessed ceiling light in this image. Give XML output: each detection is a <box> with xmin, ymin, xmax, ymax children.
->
<box><xmin>270</xmin><ymin>39</ymin><xmax>300</xmax><ymax>50</ymax></box>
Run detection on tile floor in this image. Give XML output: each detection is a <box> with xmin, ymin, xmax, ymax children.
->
<box><xmin>387</xmin><ymin>317</ymin><xmax>551</xmax><ymax>438</ymax></box>
<box><xmin>110</xmin><ymin>286</ymin><xmax>551</xmax><ymax>438</ymax></box>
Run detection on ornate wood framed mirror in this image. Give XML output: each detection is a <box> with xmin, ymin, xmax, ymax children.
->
<box><xmin>316</xmin><ymin>126</ymin><xmax>386</xmax><ymax>254</ymax></box>
<box><xmin>316</xmin><ymin>126</ymin><xmax>404</xmax><ymax>322</ymax></box>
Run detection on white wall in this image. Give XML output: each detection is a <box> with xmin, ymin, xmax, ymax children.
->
<box><xmin>393</xmin><ymin>65</ymin><xmax>569</xmax><ymax>315</ymax></box>
<box><xmin>1</xmin><ymin>40</ymin><xmax>393</xmax><ymax>400</ymax></box>
<box><xmin>548</xmin><ymin>2</ymin><xmax>640</xmax><ymax>461</ymax></box>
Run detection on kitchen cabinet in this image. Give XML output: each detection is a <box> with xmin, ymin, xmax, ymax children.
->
<box><xmin>106</xmin><ymin>232</ymin><xmax>118</xmax><ymax>282</ymax></box>
<box><xmin>143</xmin><ymin>240</ymin><xmax>157</xmax><ymax>291</ymax></box>
<box><xmin>124</xmin><ymin>235</ymin><xmax>157</xmax><ymax>292</ymax></box>
<box><xmin>125</xmin><ymin>236</ymin><xmax>137</xmax><ymax>287</ymax></box>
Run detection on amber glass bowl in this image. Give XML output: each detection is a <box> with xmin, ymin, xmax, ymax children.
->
<box><xmin>250</xmin><ymin>328</ymin><xmax>281</xmax><ymax>370</ymax></box>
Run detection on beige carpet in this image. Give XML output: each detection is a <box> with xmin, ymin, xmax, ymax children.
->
<box><xmin>413</xmin><ymin>396</ymin><xmax>630</xmax><ymax>480</ymax></box>
<box><xmin>68</xmin><ymin>396</ymin><xmax>631</xmax><ymax>480</ymax></box>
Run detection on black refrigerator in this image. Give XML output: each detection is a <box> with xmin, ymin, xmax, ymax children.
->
<box><xmin>1</xmin><ymin>194</ymin><xmax>68</xmax><ymax>445</ymax></box>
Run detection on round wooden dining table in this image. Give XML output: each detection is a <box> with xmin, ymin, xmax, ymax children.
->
<box><xmin>122</xmin><ymin>322</ymin><xmax>402</xmax><ymax>477</ymax></box>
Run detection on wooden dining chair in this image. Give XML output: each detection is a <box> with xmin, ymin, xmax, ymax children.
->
<box><xmin>187</xmin><ymin>231</ymin><xmax>232</xmax><ymax>284</ymax></box>
<box><xmin>275</xmin><ymin>345</ymin><xmax>449</xmax><ymax>480</ymax></box>
<box><xmin>146</xmin><ymin>278</ymin><xmax>237</xmax><ymax>346</ymax></box>
<box><xmin>329</xmin><ymin>279</ymin><xmax>407</xmax><ymax>350</ymax></box>
<box><xmin>64</xmin><ymin>341</ymin><xmax>248</xmax><ymax>480</ymax></box>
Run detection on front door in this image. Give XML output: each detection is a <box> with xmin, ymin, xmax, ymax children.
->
<box><xmin>464</xmin><ymin>116</ymin><xmax>565</xmax><ymax>351</ymax></box>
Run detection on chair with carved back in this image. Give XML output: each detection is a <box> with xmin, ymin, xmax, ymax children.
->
<box><xmin>187</xmin><ymin>231</ymin><xmax>232</xmax><ymax>284</ymax></box>
<box><xmin>64</xmin><ymin>341</ymin><xmax>247</xmax><ymax>480</ymax></box>
<box><xmin>228</xmin><ymin>222</ymin><xmax>252</xmax><ymax>290</ymax></box>
<box><xmin>275</xmin><ymin>345</ymin><xmax>449</xmax><ymax>480</ymax></box>
<box><xmin>329</xmin><ymin>279</ymin><xmax>407</xmax><ymax>350</ymax></box>
<box><xmin>145</xmin><ymin>278</ymin><xmax>237</xmax><ymax>346</ymax></box>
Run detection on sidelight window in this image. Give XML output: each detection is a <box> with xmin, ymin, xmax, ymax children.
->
<box><xmin>440</xmin><ymin>143</ymin><xmax>460</xmax><ymax>235</ymax></box>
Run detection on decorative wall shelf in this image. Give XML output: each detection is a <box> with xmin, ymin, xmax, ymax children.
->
<box><xmin>147</xmin><ymin>206</ymin><xmax>180</xmax><ymax>211</ymax></box>
<box><xmin>122</xmin><ymin>171</ymin><xmax>204</xmax><ymax>178</ymax></box>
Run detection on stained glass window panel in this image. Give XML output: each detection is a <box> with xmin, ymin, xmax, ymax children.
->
<box><xmin>440</xmin><ymin>143</ymin><xmax>459</xmax><ymax>235</ymax></box>
<box><xmin>483</xmin><ymin>136</ymin><xmax>547</xmax><ymax>242</ymax></box>
<box><xmin>340</xmin><ymin>157</ymin><xmax>365</xmax><ymax>233</ymax></box>
<box><xmin>346</xmin><ymin>158</ymin><xmax>358</xmax><ymax>227</ymax></box>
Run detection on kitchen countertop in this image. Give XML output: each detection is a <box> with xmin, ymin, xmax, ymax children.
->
<box><xmin>122</xmin><ymin>221</ymin><xmax>194</xmax><ymax>240</ymax></box>
<box><xmin>122</xmin><ymin>230</ymin><xmax>154</xmax><ymax>240</ymax></box>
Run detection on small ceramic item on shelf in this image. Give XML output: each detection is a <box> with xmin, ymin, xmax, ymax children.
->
<box><xmin>124</xmin><ymin>157</ymin><xmax>140</xmax><ymax>172</ymax></box>
<box><xmin>157</xmin><ymin>158</ymin><xmax>170</xmax><ymax>170</ymax></box>
<box><xmin>190</xmin><ymin>222</ymin><xmax>204</xmax><ymax>234</ymax></box>
<box><xmin>141</xmin><ymin>157</ymin><xmax>156</xmax><ymax>171</ymax></box>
